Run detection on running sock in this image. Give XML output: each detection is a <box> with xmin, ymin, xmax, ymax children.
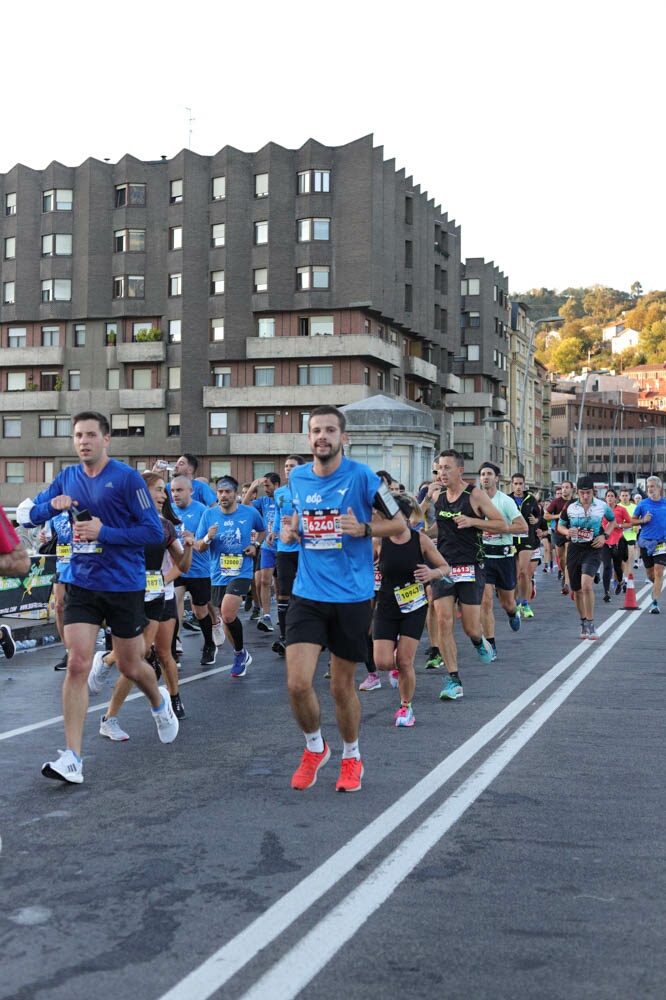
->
<box><xmin>471</xmin><ymin>637</ymin><xmax>483</xmax><ymax>647</ymax></box>
<box><xmin>305</xmin><ymin>730</ymin><xmax>325</xmax><ymax>754</ymax></box>
<box><xmin>507</xmin><ymin>607</ymin><xmax>518</xmax><ymax>618</ymax></box>
<box><xmin>342</xmin><ymin>740</ymin><xmax>360</xmax><ymax>760</ymax></box>
<box><xmin>198</xmin><ymin>613</ymin><xmax>214</xmax><ymax>645</ymax></box>
<box><xmin>227</xmin><ymin>616</ymin><xmax>243</xmax><ymax>651</ymax></box>
<box><xmin>449</xmin><ymin>671</ymin><xmax>461</xmax><ymax>684</ymax></box>
<box><xmin>488</xmin><ymin>637</ymin><xmax>496</xmax><ymax>649</ymax></box>
<box><xmin>277</xmin><ymin>600</ymin><xmax>288</xmax><ymax>639</ymax></box>
<box><xmin>151</xmin><ymin>696</ymin><xmax>166</xmax><ymax>714</ymax></box>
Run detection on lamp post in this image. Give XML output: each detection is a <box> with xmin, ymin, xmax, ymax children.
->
<box><xmin>574</xmin><ymin>370</ymin><xmax>602</xmax><ymax>484</ymax></box>
<box><xmin>483</xmin><ymin>417</ymin><xmax>523</xmax><ymax>475</ymax></box>
<box><xmin>608</xmin><ymin>398</ymin><xmax>624</xmax><ymax>488</ymax></box>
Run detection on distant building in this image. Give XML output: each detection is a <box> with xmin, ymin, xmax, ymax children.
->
<box><xmin>624</xmin><ymin>362</ymin><xmax>666</xmax><ymax>410</ymax></box>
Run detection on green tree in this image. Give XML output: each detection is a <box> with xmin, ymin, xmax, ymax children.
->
<box><xmin>551</xmin><ymin>336</ymin><xmax>586</xmax><ymax>374</ymax></box>
<box><xmin>559</xmin><ymin>297</ymin><xmax>585</xmax><ymax>322</ymax></box>
<box><xmin>631</xmin><ymin>281</ymin><xmax>643</xmax><ymax>300</ymax></box>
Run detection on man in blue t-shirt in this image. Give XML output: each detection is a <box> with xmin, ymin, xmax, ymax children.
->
<box><xmin>271</xmin><ymin>455</ymin><xmax>306</xmax><ymax>656</ymax></box>
<box><xmin>17</xmin><ymin>410</ymin><xmax>179</xmax><ymax>785</ymax></box>
<box><xmin>632</xmin><ymin>475</ymin><xmax>666</xmax><ymax>613</ymax></box>
<box><xmin>159</xmin><ymin>452</ymin><xmax>217</xmax><ymax>507</ymax></box>
<box><xmin>281</xmin><ymin>405</ymin><xmax>403</xmax><ymax>794</ymax></box>
<box><xmin>242</xmin><ymin>472</ymin><xmax>281</xmax><ymax>633</ymax></box>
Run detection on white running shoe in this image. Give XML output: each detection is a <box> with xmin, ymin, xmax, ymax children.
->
<box><xmin>152</xmin><ymin>686</ymin><xmax>179</xmax><ymax>743</ymax></box>
<box><xmin>212</xmin><ymin>618</ymin><xmax>226</xmax><ymax>647</ymax></box>
<box><xmin>42</xmin><ymin>749</ymin><xmax>83</xmax><ymax>784</ymax></box>
<box><xmin>88</xmin><ymin>651</ymin><xmax>114</xmax><ymax>695</ymax></box>
<box><xmin>99</xmin><ymin>716</ymin><xmax>130</xmax><ymax>741</ymax></box>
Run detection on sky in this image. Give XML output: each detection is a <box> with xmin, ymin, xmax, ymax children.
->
<box><xmin>4</xmin><ymin>0</ymin><xmax>664</xmax><ymax>295</ymax></box>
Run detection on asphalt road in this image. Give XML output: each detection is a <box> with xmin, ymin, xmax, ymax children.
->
<box><xmin>1</xmin><ymin>570</ymin><xmax>664</xmax><ymax>1000</ymax></box>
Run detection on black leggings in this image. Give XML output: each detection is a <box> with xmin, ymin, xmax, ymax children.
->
<box><xmin>600</xmin><ymin>543</ymin><xmax>624</xmax><ymax>593</ymax></box>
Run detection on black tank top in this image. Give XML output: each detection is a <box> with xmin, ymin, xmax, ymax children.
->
<box><xmin>434</xmin><ymin>487</ymin><xmax>484</xmax><ymax>565</ymax></box>
<box><xmin>376</xmin><ymin>529</ymin><xmax>423</xmax><ymax>607</ymax></box>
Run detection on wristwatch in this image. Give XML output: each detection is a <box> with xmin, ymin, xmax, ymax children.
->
<box><xmin>364</xmin><ymin>522</ymin><xmax>372</xmax><ymax>537</ymax></box>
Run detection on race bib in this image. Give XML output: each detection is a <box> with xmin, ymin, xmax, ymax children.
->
<box><xmin>450</xmin><ymin>564</ymin><xmax>476</xmax><ymax>582</ymax></box>
<box><xmin>56</xmin><ymin>544</ymin><xmax>72</xmax><ymax>559</ymax></box>
<box><xmin>577</xmin><ymin>527</ymin><xmax>594</xmax><ymax>542</ymax></box>
<box><xmin>72</xmin><ymin>541</ymin><xmax>103</xmax><ymax>555</ymax></box>
<box><xmin>220</xmin><ymin>553</ymin><xmax>243</xmax><ymax>575</ymax></box>
<box><xmin>374</xmin><ymin>568</ymin><xmax>382</xmax><ymax>591</ymax></box>
<box><xmin>394</xmin><ymin>581</ymin><xmax>427</xmax><ymax>613</ymax></box>
<box><xmin>145</xmin><ymin>571</ymin><xmax>165</xmax><ymax>599</ymax></box>
<box><xmin>483</xmin><ymin>531</ymin><xmax>502</xmax><ymax>543</ymax></box>
<box><xmin>303</xmin><ymin>508</ymin><xmax>342</xmax><ymax>550</ymax></box>
<box><xmin>654</xmin><ymin>542</ymin><xmax>666</xmax><ymax>555</ymax></box>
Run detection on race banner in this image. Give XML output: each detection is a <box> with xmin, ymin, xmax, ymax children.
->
<box><xmin>0</xmin><ymin>554</ymin><xmax>57</xmax><ymax>616</ymax></box>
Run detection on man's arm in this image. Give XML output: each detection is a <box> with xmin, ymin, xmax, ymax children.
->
<box><xmin>0</xmin><ymin>544</ymin><xmax>31</xmax><ymax>576</ymax></box>
<box><xmin>462</xmin><ymin>488</ymin><xmax>514</xmax><ymax>534</ymax></box>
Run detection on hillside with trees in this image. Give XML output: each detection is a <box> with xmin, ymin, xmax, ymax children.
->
<box><xmin>514</xmin><ymin>284</ymin><xmax>666</xmax><ymax>374</ymax></box>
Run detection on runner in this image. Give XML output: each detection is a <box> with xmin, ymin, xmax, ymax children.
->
<box><xmin>508</xmin><ymin>473</ymin><xmax>541</xmax><ymax>618</ymax></box>
<box><xmin>372</xmin><ymin>494</ymin><xmax>449</xmax><ymax>726</ymax></box>
<box><xmin>600</xmin><ymin>488</ymin><xmax>631</xmax><ymax>602</ymax></box>
<box><xmin>427</xmin><ymin>449</ymin><xmax>512</xmax><ymax>701</ymax></box>
<box><xmin>242</xmin><ymin>473</ymin><xmax>281</xmax><ymax>633</ymax></box>
<box><xmin>282</xmin><ymin>405</ymin><xmax>403</xmax><ymax>793</ymax></box>
<box><xmin>545</xmin><ymin>480</ymin><xmax>574</xmax><ymax>594</ymax></box>
<box><xmin>557</xmin><ymin>475</ymin><xmax>616</xmax><ymax>640</ymax></box>
<box><xmin>17</xmin><ymin>410</ymin><xmax>178</xmax><ymax>784</ymax></box>
<box><xmin>618</xmin><ymin>488</ymin><xmax>638</xmax><ymax>584</ymax></box>
<box><xmin>478</xmin><ymin>462</ymin><xmax>526</xmax><ymax>660</ymax></box>
<box><xmin>632</xmin><ymin>476</ymin><xmax>666</xmax><ymax>613</ymax></box>
<box><xmin>271</xmin><ymin>456</ymin><xmax>305</xmax><ymax>656</ymax></box>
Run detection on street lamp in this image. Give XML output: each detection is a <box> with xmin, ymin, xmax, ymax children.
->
<box><xmin>483</xmin><ymin>417</ymin><xmax>523</xmax><ymax>475</ymax></box>
<box><xmin>608</xmin><ymin>397</ymin><xmax>624</xmax><ymax>488</ymax></box>
<box><xmin>574</xmin><ymin>370</ymin><xmax>603</xmax><ymax>484</ymax></box>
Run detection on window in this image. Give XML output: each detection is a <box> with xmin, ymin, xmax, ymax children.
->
<box><xmin>254</xmin><ymin>366</ymin><xmax>275</xmax><ymax>387</ymax></box>
<box><xmin>404</xmin><ymin>284</ymin><xmax>413</xmax><ymax>311</ymax></box>
<box><xmin>392</xmin><ymin>375</ymin><xmax>401</xmax><ymax>395</ymax></box>
<box><xmin>253</xmin><ymin>268</ymin><xmax>268</xmax><ymax>292</ymax></box>
<box><xmin>41</xmin><ymin>371</ymin><xmax>59</xmax><ymax>391</ymax></box>
<box><xmin>4</xmin><ymin>236</ymin><xmax>16</xmax><ymax>259</ymax></box>
<box><xmin>210</xmin><ymin>412</ymin><xmax>228</xmax><ymax>435</ymax></box>
<box><xmin>212</xmin><ymin>366</ymin><xmax>231</xmax><ymax>387</ymax></box>
<box><xmin>42</xmin><ymin>326</ymin><xmax>60</xmax><ymax>347</ymax></box>
<box><xmin>210</xmin><ymin>270</ymin><xmax>225</xmax><ymax>295</ymax></box>
<box><xmin>107</xmin><ymin>369</ymin><xmax>120</xmax><ymax>390</ymax></box>
<box><xmin>3</xmin><ymin>281</ymin><xmax>15</xmax><ymax>304</ymax></box>
<box><xmin>297</xmin><ymin>169</ymin><xmax>331</xmax><ymax>194</ymax></box>
<box><xmin>210</xmin><ymin>318</ymin><xmax>224</xmax><ymax>342</ymax></box>
<box><xmin>40</xmin><ymin>416</ymin><xmax>71</xmax><ymax>437</ymax></box>
<box><xmin>363</xmin><ymin>367</ymin><xmax>370</xmax><ymax>386</ymax></box>
<box><xmin>111</xmin><ymin>413</ymin><xmax>145</xmax><ymax>436</ymax></box>
<box><xmin>41</xmin><ymin>279</ymin><xmax>72</xmax><ymax>302</ymax></box>
<box><xmin>105</xmin><ymin>322</ymin><xmax>119</xmax><ymax>344</ymax></box>
<box><xmin>405</xmin><ymin>196</ymin><xmax>413</xmax><ymax>225</ymax></box>
<box><xmin>461</xmin><ymin>278</ymin><xmax>480</xmax><ymax>296</ymax></box>
<box><xmin>376</xmin><ymin>371</ymin><xmax>384</xmax><ymax>391</ymax></box>
<box><xmin>453</xmin><ymin>410</ymin><xmax>475</xmax><ymax>425</ymax></box>
<box><xmin>254</xmin><ymin>173</ymin><xmax>269</xmax><ymax>198</ymax></box>
<box><xmin>297</xmin><ymin>218</ymin><xmax>330</xmax><ymax>241</ymax></box>
<box><xmin>42</xmin><ymin>233</ymin><xmax>72</xmax><ymax>256</ymax></box>
<box><xmin>468</xmin><ymin>312</ymin><xmax>480</xmax><ymax>328</ymax></box>
<box><xmin>170</xmin><ymin>226</ymin><xmax>182</xmax><ymax>250</ymax></box>
<box><xmin>43</xmin><ymin>460</ymin><xmax>54</xmax><ymax>482</ymax></box>
<box><xmin>298</xmin><ymin>365</ymin><xmax>333</xmax><ymax>385</ymax></box>
<box><xmin>7</xmin><ymin>372</ymin><xmax>26</xmax><ymax>391</ymax></box>
<box><xmin>115</xmin><ymin>229</ymin><xmax>145</xmax><ymax>253</ymax></box>
<box><xmin>126</xmin><ymin>276</ymin><xmax>144</xmax><ymax>298</ymax></box>
<box><xmin>296</xmin><ymin>266</ymin><xmax>330</xmax><ymax>290</ymax></box>
<box><xmin>168</xmin><ymin>319</ymin><xmax>182</xmax><ymax>343</ymax></box>
<box><xmin>68</xmin><ymin>370</ymin><xmax>81</xmax><ymax>390</ymax></box>
<box><xmin>253</xmin><ymin>461</ymin><xmax>275</xmax><ymax>478</ymax></box>
<box><xmin>212</xmin><ymin>176</ymin><xmax>226</xmax><ymax>201</ymax></box>
<box><xmin>405</xmin><ymin>240</ymin><xmax>413</xmax><ymax>267</ymax></box>
<box><xmin>115</xmin><ymin>183</ymin><xmax>146</xmax><ymax>207</ymax></box>
<box><xmin>8</xmin><ymin>327</ymin><xmax>26</xmax><ymax>348</ymax></box>
<box><xmin>310</xmin><ymin>316</ymin><xmax>334</xmax><ymax>336</ymax></box>
<box><xmin>254</xmin><ymin>221</ymin><xmax>268</xmax><ymax>244</ymax></box>
<box><xmin>300</xmin><ymin>412</ymin><xmax>310</xmax><ymax>433</ymax></box>
<box><xmin>74</xmin><ymin>324</ymin><xmax>86</xmax><ymax>346</ymax></box>
<box><xmin>467</xmin><ymin>344</ymin><xmax>480</xmax><ymax>361</ymax></box>
<box><xmin>43</xmin><ymin>189</ymin><xmax>73</xmax><ymax>212</ymax></box>
<box><xmin>210</xmin><ymin>460</ymin><xmax>232</xmax><ymax>480</ymax></box>
<box><xmin>3</xmin><ymin>418</ymin><xmax>21</xmax><ymax>438</ymax></box>
<box><xmin>258</xmin><ymin>317</ymin><xmax>275</xmax><ymax>338</ymax></box>
<box><xmin>168</xmin><ymin>413</ymin><xmax>180</xmax><ymax>436</ymax></box>
<box><xmin>5</xmin><ymin>192</ymin><xmax>16</xmax><ymax>216</ymax></box>
<box><xmin>169</xmin><ymin>273</ymin><xmax>182</xmax><ymax>296</ymax></box>
<box><xmin>168</xmin><ymin>367</ymin><xmax>181</xmax><ymax>390</ymax></box>
<box><xmin>6</xmin><ymin>462</ymin><xmax>24</xmax><ymax>483</ymax></box>
<box><xmin>170</xmin><ymin>179</ymin><xmax>183</xmax><ymax>204</ymax></box>
<box><xmin>457</xmin><ymin>442</ymin><xmax>475</xmax><ymax>461</ymax></box>
<box><xmin>132</xmin><ymin>369</ymin><xmax>152</xmax><ymax>390</ymax></box>
<box><xmin>211</xmin><ymin>223</ymin><xmax>225</xmax><ymax>247</ymax></box>
<box><xmin>256</xmin><ymin>413</ymin><xmax>275</xmax><ymax>434</ymax></box>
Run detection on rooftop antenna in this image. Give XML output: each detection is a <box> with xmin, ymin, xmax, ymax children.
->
<box><xmin>186</xmin><ymin>107</ymin><xmax>195</xmax><ymax>150</ymax></box>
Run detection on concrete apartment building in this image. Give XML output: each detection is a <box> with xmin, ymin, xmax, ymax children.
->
<box><xmin>0</xmin><ymin>135</ymin><xmax>465</xmax><ymax>504</ymax></box>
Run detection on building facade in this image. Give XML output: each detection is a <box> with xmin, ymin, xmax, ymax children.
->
<box><xmin>0</xmin><ymin>136</ymin><xmax>463</xmax><ymax>504</ymax></box>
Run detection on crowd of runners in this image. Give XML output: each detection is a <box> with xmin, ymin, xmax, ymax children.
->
<box><xmin>3</xmin><ymin>405</ymin><xmax>665</xmax><ymax>793</ymax></box>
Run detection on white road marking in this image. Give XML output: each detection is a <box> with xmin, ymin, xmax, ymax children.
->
<box><xmin>158</xmin><ymin>592</ymin><xmax>650</xmax><ymax>1000</ymax></box>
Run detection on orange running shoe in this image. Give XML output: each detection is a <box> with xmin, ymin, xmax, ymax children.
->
<box><xmin>335</xmin><ymin>756</ymin><xmax>364</xmax><ymax>793</ymax></box>
<box><xmin>291</xmin><ymin>742</ymin><xmax>331</xmax><ymax>790</ymax></box>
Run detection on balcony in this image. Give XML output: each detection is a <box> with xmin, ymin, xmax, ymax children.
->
<box><xmin>0</xmin><ymin>390</ymin><xmax>60</xmax><ymax>411</ymax></box>
<box><xmin>116</xmin><ymin>341</ymin><xmax>166</xmax><ymax>363</ymax></box>
<box><xmin>118</xmin><ymin>389</ymin><xmax>165</xmax><ymax>409</ymax></box>
<box><xmin>441</xmin><ymin>372</ymin><xmax>462</xmax><ymax>394</ymax></box>
<box><xmin>403</xmin><ymin>356</ymin><xmax>438</xmax><ymax>383</ymax></box>
<box><xmin>203</xmin><ymin>384</ymin><xmax>375</xmax><ymax>409</ymax></box>
<box><xmin>491</xmin><ymin>395</ymin><xmax>507</xmax><ymax>414</ymax></box>
<box><xmin>245</xmin><ymin>335</ymin><xmax>402</xmax><ymax>368</ymax></box>
<box><xmin>229</xmin><ymin>433</ymin><xmax>309</xmax><ymax>454</ymax></box>
<box><xmin>0</xmin><ymin>346</ymin><xmax>65</xmax><ymax>367</ymax></box>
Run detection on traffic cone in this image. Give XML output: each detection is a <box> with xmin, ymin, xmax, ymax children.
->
<box><xmin>623</xmin><ymin>574</ymin><xmax>639</xmax><ymax>610</ymax></box>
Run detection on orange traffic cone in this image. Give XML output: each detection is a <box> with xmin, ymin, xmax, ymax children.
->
<box><xmin>623</xmin><ymin>574</ymin><xmax>639</xmax><ymax>610</ymax></box>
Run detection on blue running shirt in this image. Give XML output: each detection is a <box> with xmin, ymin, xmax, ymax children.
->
<box><xmin>274</xmin><ymin>484</ymin><xmax>300</xmax><ymax>554</ymax></box>
<box><xmin>289</xmin><ymin>457</ymin><xmax>381</xmax><ymax>602</ymax></box>
<box><xmin>196</xmin><ymin>505</ymin><xmax>265</xmax><ymax>586</ymax></box>
<box><xmin>173</xmin><ymin>500</ymin><xmax>211</xmax><ymax>579</ymax></box>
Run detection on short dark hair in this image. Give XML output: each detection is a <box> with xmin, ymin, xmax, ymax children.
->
<box><xmin>73</xmin><ymin>411</ymin><xmax>110</xmax><ymax>435</ymax></box>
<box><xmin>511</xmin><ymin>473</ymin><xmax>525</xmax><ymax>482</ymax></box>
<box><xmin>479</xmin><ymin>461</ymin><xmax>500</xmax><ymax>477</ymax></box>
<box><xmin>309</xmin><ymin>405</ymin><xmax>346</xmax><ymax>433</ymax></box>
<box><xmin>562</xmin><ymin>480</ymin><xmax>574</xmax><ymax>489</ymax></box>
<box><xmin>264</xmin><ymin>473</ymin><xmax>281</xmax><ymax>486</ymax></box>
<box><xmin>182</xmin><ymin>453</ymin><xmax>199</xmax><ymax>474</ymax></box>
<box><xmin>286</xmin><ymin>455</ymin><xmax>305</xmax><ymax>465</ymax></box>
<box><xmin>439</xmin><ymin>449</ymin><xmax>464</xmax><ymax>469</ymax></box>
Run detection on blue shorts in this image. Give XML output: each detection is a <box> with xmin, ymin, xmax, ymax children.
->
<box><xmin>260</xmin><ymin>545</ymin><xmax>277</xmax><ymax>571</ymax></box>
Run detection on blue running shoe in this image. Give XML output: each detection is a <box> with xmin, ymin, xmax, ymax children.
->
<box><xmin>231</xmin><ymin>649</ymin><xmax>252</xmax><ymax>677</ymax></box>
<box><xmin>476</xmin><ymin>638</ymin><xmax>493</xmax><ymax>664</ymax></box>
<box><xmin>439</xmin><ymin>676</ymin><xmax>463</xmax><ymax>700</ymax></box>
<box><xmin>490</xmin><ymin>645</ymin><xmax>497</xmax><ymax>661</ymax></box>
<box><xmin>650</xmin><ymin>600</ymin><xmax>660</xmax><ymax>614</ymax></box>
<box><xmin>509</xmin><ymin>610</ymin><xmax>521</xmax><ymax>632</ymax></box>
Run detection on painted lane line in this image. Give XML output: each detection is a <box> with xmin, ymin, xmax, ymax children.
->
<box><xmin>157</xmin><ymin>598</ymin><xmax>648</xmax><ymax>1000</ymax></box>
